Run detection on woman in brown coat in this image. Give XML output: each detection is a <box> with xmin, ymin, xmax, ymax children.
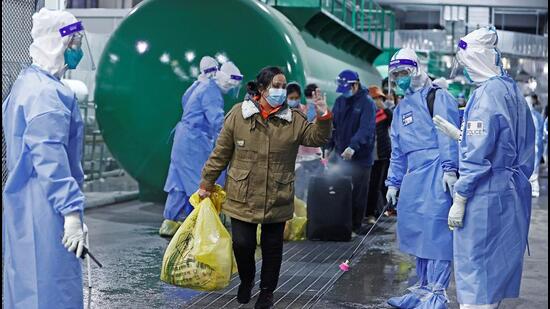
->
<box><xmin>198</xmin><ymin>66</ymin><xmax>332</xmax><ymax>308</ymax></box>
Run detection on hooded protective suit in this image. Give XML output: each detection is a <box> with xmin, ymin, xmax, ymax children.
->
<box><xmin>3</xmin><ymin>8</ymin><xmax>85</xmax><ymax>309</ymax></box>
<box><xmin>162</xmin><ymin>61</ymin><xmax>242</xmax><ymax>223</ymax></box>
<box><xmin>386</xmin><ymin>48</ymin><xmax>459</xmax><ymax>309</ymax></box>
<box><xmin>525</xmin><ymin>96</ymin><xmax>544</xmax><ymax>197</ymax></box>
<box><xmin>452</xmin><ymin>27</ymin><xmax>535</xmax><ymax>308</ymax></box>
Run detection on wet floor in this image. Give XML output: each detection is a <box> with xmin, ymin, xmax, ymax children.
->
<box><xmin>83</xmin><ymin>173</ymin><xmax>548</xmax><ymax>308</ymax></box>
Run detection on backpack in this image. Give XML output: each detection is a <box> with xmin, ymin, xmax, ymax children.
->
<box><xmin>426</xmin><ymin>87</ymin><xmax>439</xmax><ymax>117</ymax></box>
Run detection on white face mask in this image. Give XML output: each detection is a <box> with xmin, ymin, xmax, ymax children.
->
<box><xmin>287</xmin><ymin>99</ymin><xmax>300</xmax><ymax>108</ymax></box>
<box><xmin>265</xmin><ymin>88</ymin><xmax>287</xmax><ymax>107</ymax></box>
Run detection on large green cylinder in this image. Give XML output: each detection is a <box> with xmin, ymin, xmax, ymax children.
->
<box><xmin>95</xmin><ymin>0</ymin><xmax>381</xmax><ymax>201</ymax></box>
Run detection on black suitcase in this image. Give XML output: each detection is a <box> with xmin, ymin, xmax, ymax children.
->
<box><xmin>306</xmin><ymin>174</ymin><xmax>353</xmax><ymax>241</ymax></box>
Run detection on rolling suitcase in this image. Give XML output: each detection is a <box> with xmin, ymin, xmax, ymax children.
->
<box><xmin>306</xmin><ymin>174</ymin><xmax>353</xmax><ymax>241</ymax></box>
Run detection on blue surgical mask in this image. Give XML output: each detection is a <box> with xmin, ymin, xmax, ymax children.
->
<box><xmin>265</xmin><ymin>88</ymin><xmax>287</xmax><ymax>107</ymax></box>
<box><xmin>396</xmin><ymin>76</ymin><xmax>411</xmax><ymax>91</ymax></box>
<box><xmin>64</xmin><ymin>47</ymin><xmax>83</xmax><ymax>70</ymax></box>
<box><xmin>287</xmin><ymin>99</ymin><xmax>300</xmax><ymax>108</ymax></box>
<box><xmin>306</xmin><ymin>99</ymin><xmax>316</xmax><ymax>121</ymax></box>
<box><xmin>342</xmin><ymin>89</ymin><xmax>353</xmax><ymax>98</ymax></box>
<box><xmin>463</xmin><ymin>68</ymin><xmax>474</xmax><ymax>83</ymax></box>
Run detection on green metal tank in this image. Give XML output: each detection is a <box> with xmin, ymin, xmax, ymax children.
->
<box><xmin>95</xmin><ymin>0</ymin><xmax>382</xmax><ymax>201</ymax></box>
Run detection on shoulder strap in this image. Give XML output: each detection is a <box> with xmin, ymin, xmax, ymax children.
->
<box><xmin>426</xmin><ymin>87</ymin><xmax>439</xmax><ymax>117</ymax></box>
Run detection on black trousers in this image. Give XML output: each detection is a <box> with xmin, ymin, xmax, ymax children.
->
<box><xmin>366</xmin><ymin>159</ymin><xmax>390</xmax><ymax>217</ymax></box>
<box><xmin>231</xmin><ymin>218</ymin><xmax>285</xmax><ymax>292</ymax></box>
<box><xmin>346</xmin><ymin>164</ymin><xmax>372</xmax><ymax>231</ymax></box>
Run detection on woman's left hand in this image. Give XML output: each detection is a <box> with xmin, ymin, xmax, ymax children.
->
<box><xmin>198</xmin><ymin>188</ymin><xmax>211</xmax><ymax>200</ymax></box>
<box><xmin>313</xmin><ymin>88</ymin><xmax>329</xmax><ymax>116</ymax></box>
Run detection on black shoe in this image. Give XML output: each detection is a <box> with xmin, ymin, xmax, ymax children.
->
<box><xmin>237</xmin><ymin>282</ymin><xmax>253</xmax><ymax>304</ymax></box>
<box><xmin>255</xmin><ymin>289</ymin><xmax>274</xmax><ymax>309</ymax></box>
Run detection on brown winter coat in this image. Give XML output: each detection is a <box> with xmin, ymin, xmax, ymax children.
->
<box><xmin>200</xmin><ymin>99</ymin><xmax>332</xmax><ymax>223</ymax></box>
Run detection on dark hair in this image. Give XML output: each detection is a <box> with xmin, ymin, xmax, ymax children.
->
<box><xmin>286</xmin><ymin>83</ymin><xmax>302</xmax><ymax>97</ymax></box>
<box><xmin>246</xmin><ymin>66</ymin><xmax>284</xmax><ymax>96</ymax></box>
<box><xmin>304</xmin><ymin>83</ymin><xmax>318</xmax><ymax>98</ymax></box>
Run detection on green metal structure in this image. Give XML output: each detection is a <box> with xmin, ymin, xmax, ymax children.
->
<box><xmin>95</xmin><ymin>0</ymin><xmax>382</xmax><ymax>201</ymax></box>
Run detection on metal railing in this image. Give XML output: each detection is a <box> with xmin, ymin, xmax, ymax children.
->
<box><xmin>78</xmin><ymin>101</ymin><xmax>122</xmax><ymax>182</ymax></box>
<box><xmin>2</xmin><ymin>0</ymin><xmax>38</xmax><ymax>188</ymax></box>
<box><xmin>268</xmin><ymin>0</ymin><xmax>396</xmax><ymax>50</ymax></box>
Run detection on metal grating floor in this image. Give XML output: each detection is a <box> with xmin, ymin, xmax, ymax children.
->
<box><xmin>186</xmin><ymin>218</ymin><xmax>395</xmax><ymax>309</ymax></box>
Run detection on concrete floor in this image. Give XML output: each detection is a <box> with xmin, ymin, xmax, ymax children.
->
<box><xmin>83</xmin><ymin>173</ymin><xmax>548</xmax><ymax>308</ymax></box>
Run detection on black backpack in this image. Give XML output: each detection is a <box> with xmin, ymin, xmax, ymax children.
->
<box><xmin>426</xmin><ymin>87</ymin><xmax>439</xmax><ymax>117</ymax></box>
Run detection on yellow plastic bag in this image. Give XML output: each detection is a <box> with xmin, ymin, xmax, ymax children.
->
<box><xmin>284</xmin><ymin>216</ymin><xmax>307</xmax><ymax>241</ymax></box>
<box><xmin>161</xmin><ymin>185</ymin><xmax>235</xmax><ymax>291</ymax></box>
<box><xmin>284</xmin><ymin>197</ymin><xmax>307</xmax><ymax>241</ymax></box>
<box><xmin>258</xmin><ymin>196</ymin><xmax>309</xmax><ymax>242</ymax></box>
<box><xmin>293</xmin><ymin>196</ymin><xmax>307</xmax><ymax>218</ymax></box>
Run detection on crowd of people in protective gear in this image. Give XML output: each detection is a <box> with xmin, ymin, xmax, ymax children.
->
<box><xmin>2</xmin><ymin>5</ymin><xmax>545</xmax><ymax>309</ymax></box>
<box><xmin>386</xmin><ymin>26</ymin><xmax>540</xmax><ymax>309</ymax></box>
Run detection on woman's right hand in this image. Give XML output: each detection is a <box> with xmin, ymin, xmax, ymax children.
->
<box><xmin>313</xmin><ymin>88</ymin><xmax>328</xmax><ymax>116</ymax></box>
<box><xmin>198</xmin><ymin>188</ymin><xmax>211</xmax><ymax>199</ymax></box>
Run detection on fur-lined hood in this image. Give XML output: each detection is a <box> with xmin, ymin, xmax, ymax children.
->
<box><xmin>241</xmin><ymin>99</ymin><xmax>293</xmax><ymax>122</ymax></box>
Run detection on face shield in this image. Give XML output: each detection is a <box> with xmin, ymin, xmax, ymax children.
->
<box><xmin>228</xmin><ymin>74</ymin><xmax>243</xmax><ymax>98</ymax></box>
<box><xmin>217</xmin><ymin>72</ymin><xmax>243</xmax><ymax>99</ymax></box>
<box><xmin>59</xmin><ymin>21</ymin><xmax>95</xmax><ymax>71</ymax></box>
<box><xmin>388</xmin><ymin>59</ymin><xmax>418</xmax><ymax>93</ymax></box>
<box><xmin>449</xmin><ymin>40</ymin><xmax>468</xmax><ymax>79</ymax></box>
<box><xmin>449</xmin><ymin>36</ymin><xmax>503</xmax><ymax>84</ymax></box>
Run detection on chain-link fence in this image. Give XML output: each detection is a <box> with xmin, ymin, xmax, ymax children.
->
<box><xmin>2</xmin><ymin>0</ymin><xmax>40</xmax><ymax>188</ymax></box>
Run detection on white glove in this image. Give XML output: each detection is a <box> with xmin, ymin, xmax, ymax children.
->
<box><xmin>448</xmin><ymin>193</ymin><xmax>467</xmax><ymax>230</ymax></box>
<box><xmin>442</xmin><ymin>171</ymin><xmax>458</xmax><ymax>194</ymax></box>
<box><xmin>63</xmin><ymin>212</ymin><xmax>85</xmax><ymax>258</ymax></box>
<box><xmin>386</xmin><ymin>186</ymin><xmax>399</xmax><ymax>206</ymax></box>
<box><xmin>83</xmin><ymin>223</ymin><xmax>89</xmax><ymax>241</ymax></box>
<box><xmin>341</xmin><ymin>147</ymin><xmax>355</xmax><ymax>160</ymax></box>
<box><xmin>433</xmin><ymin>115</ymin><xmax>461</xmax><ymax>141</ymax></box>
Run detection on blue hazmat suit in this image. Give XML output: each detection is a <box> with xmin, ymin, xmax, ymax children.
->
<box><xmin>453</xmin><ymin>75</ymin><xmax>535</xmax><ymax>305</ymax></box>
<box><xmin>163</xmin><ymin>79</ymin><xmax>225</xmax><ymax>221</ymax></box>
<box><xmin>386</xmin><ymin>86</ymin><xmax>460</xmax><ymax>308</ymax></box>
<box><xmin>389</xmin><ymin>259</ymin><xmax>452</xmax><ymax>309</ymax></box>
<box><xmin>3</xmin><ymin>65</ymin><xmax>84</xmax><ymax>308</ymax></box>
<box><xmin>529</xmin><ymin>106</ymin><xmax>544</xmax><ymax>170</ymax></box>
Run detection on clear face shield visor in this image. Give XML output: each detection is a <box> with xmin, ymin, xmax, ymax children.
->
<box><xmin>60</xmin><ymin>21</ymin><xmax>96</xmax><ymax>71</ymax></box>
<box><xmin>224</xmin><ymin>74</ymin><xmax>244</xmax><ymax>99</ymax></box>
<box><xmin>449</xmin><ymin>40</ymin><xmax>468</xmax><ymax>79</ymax></box>
<box><xmin>388</xmin><ymin>59</ymin><xmax>417</xmax><ymax>94</ymax></box>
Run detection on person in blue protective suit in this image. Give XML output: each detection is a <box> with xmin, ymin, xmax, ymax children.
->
<box><xmin>326</xmin><ymin>69</ymin><xmax>377</xmax><ymax>235</ymax></box>
<box><xmin>544</xmin><ymin>116</ymin><xmax>548</xmax><ymax>165</ymax></box>
<box><xmin>159</xmin><ymin>55</ymin><xmax>220</xmax><ymax>236</ymax></box>
<box><xmin>181</xmin><ymin>56</ymin><xmax>219</xmax><ymax>112</ymax></box>
<box><xmin>159</xmin><ymin>61</ymin><xmax>243</xmax><ymax>237</ymax></box>
<box><xmin>435</xmin><ymin>26</ymin><xmax>535</xmax><ymax>309</ymax></box>
<box><xmin>525</xmin><ymin>94</ymin><xmax>544</xmax><ymax>197</ymax></box>
<box><xmin>3</xmin><ymin>8</ymin><xmax>90</xmax><ymax>309</ymax></box>
<box><xmin>385</xmin><ymin>47</ymin><xmax>460</xmax><ymax>309</ymax></box>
